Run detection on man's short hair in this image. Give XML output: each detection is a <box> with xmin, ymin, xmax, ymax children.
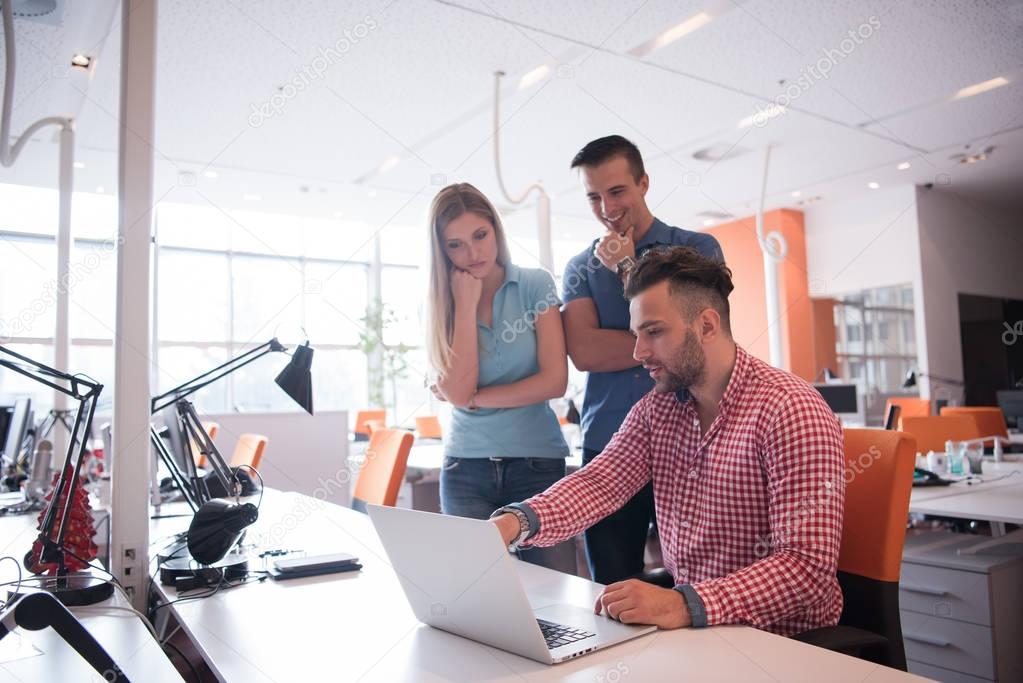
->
<box><xmin>570</xmin><ymin>135</ymin><xmax>646</xmax><ymax>184</ymax></box>
<box><xmin>624</xmin><ymin>246</ymin><xmax>734</xmax><ymax>334</ymax></box>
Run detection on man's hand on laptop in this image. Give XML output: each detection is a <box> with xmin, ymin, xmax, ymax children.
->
<box><xmin>492</xmin><ymin>513</ymin><xmax>520</xmax><ymax>546</ymax></box>
<box><xmin>594</xmin><ymin>580</ymin><xmax>692</xmax><ymax>629</ymax></box>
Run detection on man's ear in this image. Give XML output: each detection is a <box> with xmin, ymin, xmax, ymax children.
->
<box><xmin>698</xmin><ymin>308</ymin><xmax>722</xmax><ymax>342</ymax></box>
<box><xmin>638</xmin><ymin>173</ymin><xmax>650</xmax><ymax>196</ymax></box>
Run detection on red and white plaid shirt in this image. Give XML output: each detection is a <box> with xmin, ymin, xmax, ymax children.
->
<box><xmin>523</xmin><ymin>345</ymin><xmax>845</xmax><ymax>636</ymax></box>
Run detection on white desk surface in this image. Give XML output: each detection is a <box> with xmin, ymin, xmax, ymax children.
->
<box><xmin>151</xmin><ymin>490</ymin><xmax>927</xmax><ymax>683</ymax></box>
<box><xmin>0</xmin><ymin>508</ymin><xmax>182</xmax><ymax>682</ymax></box>
<box><xmin>908</xmin><ymin>460</ymin><xmax>1023</xmax><ymax>524</ymax></box>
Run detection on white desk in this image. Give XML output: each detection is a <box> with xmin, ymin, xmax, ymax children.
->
<box><xmin>908</xmin><ymin>460</ymin><xmax>1023</xmax><ymax>531</ymax></box>
<box><xmin>151</xmin><ymin>490</ymin><xmax>927</xmax><ymax>682</ymax></box>
<box><xmin>0</xmin><ymin>509</ymin><xmax>182</xmax><ymax>682</ymax></box>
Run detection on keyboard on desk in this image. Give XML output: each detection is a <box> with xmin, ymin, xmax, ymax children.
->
<box><xmin>537</xmin><ymin>618</ymin><xmax>596</xmax><ymax>649</ymax></box>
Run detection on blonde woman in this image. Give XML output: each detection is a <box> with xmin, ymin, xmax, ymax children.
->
<box><xmin>426</xmin><ymin>183</ymin><xmax>574</xmax><ymax>573</ymax></box>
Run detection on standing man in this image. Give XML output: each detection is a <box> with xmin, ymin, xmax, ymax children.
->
<box><xmin>561</xmin><ymin>135</ymin><xmax>723</xmax><ymax>584</ymax></box>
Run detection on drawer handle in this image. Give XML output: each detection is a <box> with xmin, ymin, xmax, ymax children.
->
<box><xmin>904</xmin><ymin>632</ymin><xmax>951</xmax><ymax>647</ymax></box>
<box><xmin>900</xmin><ymin>583</ymin><xmax>948</xmax><ymax>597</ymax></box>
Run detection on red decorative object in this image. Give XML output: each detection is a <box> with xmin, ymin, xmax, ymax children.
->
<box><xmin>25</xmin><ymin>470</ymin><xmax>98</xmax><ymax>575</ymax></box>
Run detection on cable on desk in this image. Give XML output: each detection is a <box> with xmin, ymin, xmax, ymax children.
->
<box><xmin>161</xmin><ymin>638</ymin><xmax>201</xmax><ymax>683</ymax></box>
<box><xmin>0</xmin><ymin>555</ymin><xmax>24</xmax><ymax>609</ymax></box>
<box><xmin>236</xmin><ymin>464</ymin><xmax>264</xmax><ymax>511</ymax></box>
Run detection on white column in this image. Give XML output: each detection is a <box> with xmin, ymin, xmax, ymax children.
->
<box><xmin>52</xmin><ymin>125</ymin><xmax>74</xmax><ymax>462</ymax></box>
<box><xmin>110</xmin><ymin>0</ymin><xmax>157</xmax><ymax>609</ymax></box>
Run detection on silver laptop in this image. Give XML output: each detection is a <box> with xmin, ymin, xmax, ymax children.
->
<box><xmin>367</xmin><ymin>504</ymin><xmax>656</xmax><ymax>665</ymax></box>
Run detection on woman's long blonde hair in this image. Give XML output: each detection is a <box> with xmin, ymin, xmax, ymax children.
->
<box><xmin>426</xmin><ymin>183</ymin><xmax>511</xmax><ymax>377</ymax></box>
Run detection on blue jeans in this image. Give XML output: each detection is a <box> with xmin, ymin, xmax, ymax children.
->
<box><xmin>581</xmin><ymin>448</ymin><xmax>656</xmax><ymax>584</ymax></box>
<box><xmin>440</xmin><ymin>456</ymin><xmax>577</xmax><ymax>574</ymax></box>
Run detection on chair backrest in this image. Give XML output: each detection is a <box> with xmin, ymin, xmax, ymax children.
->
<box><xmin>885</xmin><ymin>397</ymin><xmax>930</xmax><ymax>420</ymax></box>
<box><xmin>898</xmin><ymin>415</ymin><xmax>980</xmax><ymax>453</ymax></box>
<box><xmin>230</xmin><ymin>433</ymin><xmax>268</xmax><ymax>470</ymax></box>
<box><xmin>837</xmin><ymin>428</ymin><xmax>917</xmax><ymax>670</ymax></box>
<box><xmin>352</xmin><ymin>428</ymin><xmax>414</xmax><ymax>512</ymax></box>
<box><xmin>365</xmin><ymin>419</ymin><xmax>387</xmax><ymax>435</ymax></box>
<box><xmin>353</xmin><ymin>410</ymin><xmax>387</xmax><ymax>437</ymax></box>
<box><xmin>192</xmin><ymin>421</ymin><xmax>219</xmax><ymax>468</ymax></box>
<box><xmin>939</xmin><ymin>406</ymin><xmax>1008</xmax><ymax>440</ymax></box>
<box><xmin>414</xmin><ymin>415</ymin><xmax>442</xmax><ymax>440</ymax></box>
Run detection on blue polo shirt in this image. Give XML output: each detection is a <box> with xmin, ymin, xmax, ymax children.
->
<box><xmin>562</xmin><ymin>218</ymin><xmax>724</xmax><ymax>451</ymax></box>
<box><xmin>445</xmin><ymin>264</ymin><xmax>570</xmax><ymax>460</ymax></box>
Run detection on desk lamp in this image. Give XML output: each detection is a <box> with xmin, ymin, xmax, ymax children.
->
<box><xmin>0</xmin><ymin>345</ymin><xmax>110</xmax><ymax>606</ymax></box>
<box><xmin>149</xmin><ymin>338</ymin><xmax>313</xmax><ymax>583</ymax></box>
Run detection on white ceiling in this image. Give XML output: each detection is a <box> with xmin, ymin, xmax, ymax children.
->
<box><xmin>2</xmin><ymin>0</ymin><xmax>1022</xmax><ymax>244</ymax></box>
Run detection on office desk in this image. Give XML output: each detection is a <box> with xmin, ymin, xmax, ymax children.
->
<box><xmin>151</xmin><ymin>490</ymin><xmax>927</xmax><ymax>682</ymax></box>
<box><xmin>908</xmin><ymin>460</ymin><xmax>1023</xmax><ymax>533</ymax></box>
<box><xmin>0</xmin><ymin>509</ymin><xmax>182</xmax><ymax>682</ymax></box>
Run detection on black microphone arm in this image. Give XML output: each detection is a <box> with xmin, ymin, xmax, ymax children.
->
<box><xmin>0</xmin><ymin>592</ymin><xmax>130</xmax><ymax>682</ymax></box>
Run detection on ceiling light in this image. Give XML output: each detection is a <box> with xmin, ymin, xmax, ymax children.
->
<box><xmin>867</xmin><ymin>182</ymin><xmax>880</xmax><ymax>189</ymax></box>
<box><xmin>737</xmin><ymin>104</ymin><xmax>786</xmax><ymax>129</ymax></box>
<box><xmin>790</xmin><ymin>190</ymin><xmax>801</xmax><ymax>198</ymax></box>
<box><xmin>949</xmin><ymin>145</ymin><xmax>994</xmax><ymax>165</ymax></box>
<box><xmin>702</xmin><ymin>219</ymin><xmax>715</xmax><ymax>227</ymax></box>
<box><xmin>896</xmin><ymin>162</ymin><xmax>911</xmax><ymax>171</ymax></box>
<box><xmin>243</xmin><ymin>193</ymin><xmax>261</xmax><ymax>201</ymax></box>
<box><xmin>692</xmin><ymin>143</ymin><xmax>750</xmax><ymax>162</ymax></box>
<box><xmin>203</xmin><ymin>170</ymin><xmax>218</xmax><ymax>179</ymax></box>
<box><xmin>797</xmin><ymin>195</ymin><xmax>823</xmax><ymax>206</ymax></box>
<box><xmin>518</xmin><ymin>64</ymin><xmax>551</xmax><ymax>90</ymax></box>
<box><xmin>953</xmin><ymin>76</ymin><xmax>1009</xmax><ymax>100</ymax></box>
<box><xmin>73</xmin><ymin>161</ymin><xmax>85</xmax><ymax>169</ymax></box>
<box><xmin>379</xmin><ymin>156</ymin><xmax>400</xmax><ymax>173</ymax></box>
<box><xmin>629</xmin><ymin>12</ymin><xmax>713</xmax><ymax>58</ymax></box>
<box><xmin>70</xmin><ymin>54</ymin><xmax>92</xmax><ymax>69</ymax></box>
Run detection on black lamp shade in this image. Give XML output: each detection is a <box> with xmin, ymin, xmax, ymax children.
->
<box><xmin>275</xmin><ymin>341</ymin><xmax>314</xmax><ymax>414</ymax></box>
<box><xmin>187</xmin><ymin>499</ymin><xmax>259</xmax><ymax>565</ymax></box>
<box><xmin>902</xmin><ymin>370</ymin><xmax>917</xmax><ymax>389</ymax></box>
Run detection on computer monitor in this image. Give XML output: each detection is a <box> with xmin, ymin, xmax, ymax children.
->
<box><xmin>813</xmin><ymin>383</ymin><xmax>864</xmax><ymax>426</ymax></box>
<box><xmin>996</xmin><ymin>390</ymin><xmax>1023</xmax><ymax>430</ymax></box>
<box><xmin>884</xmin><ymin>403</ymin><xmax>901</xmax><ymax>430</ymax></box>
<box><xmin>161</xmin><ymin>406</ymin><xmax>191</xmax><ymax>473</ymax></box>
<box><xmin>1</xmin><ymin>398</ymin><xmax>32</xmax><ymax>468</ymax></box>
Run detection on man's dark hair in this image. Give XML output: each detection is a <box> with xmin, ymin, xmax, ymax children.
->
<box><xmin>570</xmin><ymin>135</ymin><xmax>646</xmax><ymax>183</ymax></box>
<box><xmin>624</xmin><ymin>246</ymin><xmax>734</xmax><ymax>334</ymax></box>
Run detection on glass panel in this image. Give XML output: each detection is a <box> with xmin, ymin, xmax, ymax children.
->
<box><xmin>0</xmin><ymin>238</ymin><xmax>57</xmax><ymax>339</ymax></box>
<box><xmin>0</xmin><ymin>184</ymin><xmax>58</xmax><ymax>235</ymax></box>
<box><xmin>310</xmin><ymin>349</ymin><xmax>368</xmax><ymax>412</ymax></box>
<box><xmin>155</xmin><ymin>346</ymin><xmax>230</xmax><ymax>413</ymax></box>
<box><xmin>0</xmin><ymin>344</ymin><xmax>55</xmax><ymax>412</ymax></box>
<box><xmin>69</xmin><ymin>242</ymin><xmax>118</xmax><ymax>340</ymax></box>
<box><xmin>304</xmin><ymin>220</ymin><xmax>374</xmax><ymax>263</ymax></box>
<box><xmin>304</xmin><ymin>261</ymin><xmax>367</xmax><ymax>345</ymax></box>
<box><xmin>389</xmin><ymin>348</ymin><xmax>430</xmax><ymax>428</ymax></box>
<box><xmin>157</xmin><ymin>250</ymin><xmax>230</xmax><ymax>342</ymax></box>
<box><xmin>230</xmin><ymin>349</ymin><xmax>304</xmax><ymax>412</ymax></box>
<box><xmin>380</xmin><ymin>223</ymin><xmax>427</xmax><ymax>267</ymax></box>
<box><xmin>70</xmin><ymin>344</ymin><xmax>116</xmax><ymax>412</ymax></box>
<box><xmin>380</xmin><ymin>267</ymin><xmax>424</xmax><ymax>347</ymax></box>
<box><xmin>229</xmin><ymin>210</ymin><xmax>303</xmax><ymax>257</ymax></box>
<box><xmin>72</xmin><ymin>193</ymin><xmax>118</xmax><ymax>241</ymax></box>
<box><xmin>231</xmin><ymin>256</ymin><xmax>304</xmax><ymax>343</ymax></box>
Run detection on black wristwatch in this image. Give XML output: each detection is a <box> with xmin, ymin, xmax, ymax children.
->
<box><xmin>616</xmin><ymin>255</ymin><xmax>637</xmax><ymax>279</ymax></box>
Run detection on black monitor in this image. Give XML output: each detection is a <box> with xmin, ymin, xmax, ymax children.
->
<box><xmin>997</xmin><ymin>390</ymin><xmax>1023</xmax><ymax>429</ymax></box>
<box><xmin>813</xmin><ymin>383</ymin><xmax>861</xmax><ymax>423</ymax></box>
<box><xmin>1</xmin><ymin>398</ymin><xmax>32</xmax><ymax>467</ymax></box>
<box><xmin>161</xmin><ymin>405</ymin><xmax>191</xmax><ymax>472</ymax></box>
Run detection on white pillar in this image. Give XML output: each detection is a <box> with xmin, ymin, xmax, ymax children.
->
<box><xmin>52</xmin><ymin>125</ymin><xmax>74</xmax><ymax>462</ymax></box>
<box><xmin>536</xmin><ymin>193</ymin><xmax>553</xmax><ymax>273</ymax></box>
<box><xmin>110</xmin><ymin>0</ymin><xmax>157</xmax><ymax>608</ymax></box>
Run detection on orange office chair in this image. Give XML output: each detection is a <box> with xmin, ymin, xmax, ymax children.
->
<box><xmin>353</xmin><ymin>409</ymin><xmax>386</xmax><ymax>442</ymax></box>
<box><xmin>414</xmin><ymin>415</ymin><xmax>442</xmax><ymax>440</ymax></box>
<box><xmin>230</xmin><ymin>433</ymin><xmax>268</xmax><ymax>470</ymax></box>
<box><xmin>884</xmin><ymin>397</ymin><xmax>930</xmax><ymax>420</ymax></box>
<box><xmin>365</xmin><ymin>419</ymin><xmax>387</xmax><ymax>435</ymax></box>
<box><xmin>939</xmin><ymin>406</ymin><xmax>1009</xmax><ymax>442</ymax></box>
<box><xmin>899</xmin><ymin>415</ymin><xmax>980</xmax><ymax>453</ymax></box>
<box><xmin>793</xmin><ymin>428</ymin><xmax>917</xmax><ymax>670</ymax></box>
<box><xmin>351</xmin><ymin>428</ymin><xmax>414</xmax><ymax>513</ymax></box>
<box><xmin>192</xmin><ymin>421</ymin><xmax>219</xmax><ymax>468</ymax></box>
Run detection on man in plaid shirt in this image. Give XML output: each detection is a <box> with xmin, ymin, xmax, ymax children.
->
<box><xmin>492</xmin><ymin>247</ymin><xmax>845</xmax><ymax>636</ymax></box>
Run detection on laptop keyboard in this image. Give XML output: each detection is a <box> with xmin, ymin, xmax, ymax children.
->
<box><xmin>537</xmin><ymin>618</ymin><xmax>597</xmax><ymax>649</ymax></box>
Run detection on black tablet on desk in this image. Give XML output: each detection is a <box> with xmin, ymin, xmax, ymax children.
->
<box><xmin>267</xmin><ymin>553</ymin><xmax>362</xmax><ymax>580</ymax></box>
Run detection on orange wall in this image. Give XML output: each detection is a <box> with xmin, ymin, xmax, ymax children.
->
<box><xmin>705</xmin><ymin>209</ymin><xmax>815</xmax><ymax>381</ymax></box>
<box><xmin>812</xmin><ymin>298</ymin><xmax>839</xmax><ymax>380</ymax></box>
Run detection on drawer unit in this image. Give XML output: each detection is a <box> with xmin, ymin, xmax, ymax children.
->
<box><xmin>901</xmin><ymin>531</ymin><xmax>1023</xmax><ymax>682</ymax></box>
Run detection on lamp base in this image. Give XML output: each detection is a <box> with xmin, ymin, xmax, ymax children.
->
<box><xmin>158</xmin><ymin>550</ymin><xmax>249</xmax><ymax>587</ymax></box>
<box><xmin>8</xmin><ymin>572</ymin><xmax>115</xmax><ymax>607</ymax></box>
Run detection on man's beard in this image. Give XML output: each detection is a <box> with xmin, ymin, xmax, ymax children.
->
<box><xmin>653</xmin><ymin>329</ymin><xmax>706</xmax><ymax>393</ymax></box>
